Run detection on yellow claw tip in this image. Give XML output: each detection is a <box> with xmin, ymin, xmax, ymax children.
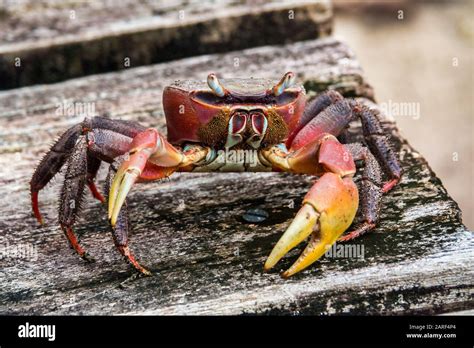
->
<box><xmin>108</xmin><ymin>199</ymin><xmax>116</xmax><ymax>220</ymax></box>
<box><xmin>108</xmin><ymin>170</ymin><xmax>139</xmax><ymax>227</ymax></box>
<box><xmin>264</xmin><ymin>204</ymin><xmax>319</xmax><ymax>271</ymax></box>
<box><xmin>107</xmin><ymin>204</ymin><xmax>114</xmax><ymax>220</ymax></box>
<box><xmin>282</xmin><ymin>266</ymin><xmax>303</xmax><ymax>278</ymax></box>
<box><xmin>263</xmin><ymin>257</ymin><xmax>278</xmax><ymax>272</ymax></box>
<box><xmin>110</xmin><ymin>215</ymin><xmax>117</xmax><ymax>228</ymax></box>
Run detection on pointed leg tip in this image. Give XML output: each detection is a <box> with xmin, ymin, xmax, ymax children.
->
<box><xmin>81</xmin><ymin>252</ymin><xmax>96</xmax><ymax>263</ymax></box>
<box><xmin>382</xmin><ymin>179</ymin><xmax>399</xmax><ymax>193</ymax></box>
<box><xmin>133</xmin><ymin>263</ymin><xmax>152</xmax><ymax>276</ymax></box>
<box><xmin>87</xmin><ymin>181</ymin><xmax>106</xmax><ymax>203</ymax></box>
<box><xmin>133</xmin><ymin>265</ymin><xmax>153</xmax><ymax>277</ymax></box>
<box><xmin>337</xmin><ymin>235</ymin><xmax>351</xmax><ymax>243</ymax></box>
<box><xmin>109</xmin><ymin>217</ymin><xmax>117</xmax><ymax>228</ymax></box>
<box><xmin>281</xmin><ymin>270</ymin><xmax>292</xmax><ymax>279</ymax></box>
<box><xmin>140</xmin><ymin>268</ymin><xmax>152</xmax><ymax>276</ymax></box>
<box><xmin>117</xmin><ymin>245</ymin><xmax>151</xmax><ymax>276</ymax></box>
<box><xmin>63</xmin><ymin>226</ymin><xmax>91</xmax><ymax>261</ymax></box>
<box><xmin>33</xmin><ymin>210</ymin><xmax>45</xmax><ymax>225</ymax></box>
<box><xmin>31</xmin><ymin>191</ymin><xmax>45</xmax><ymax>225</ymax></box>
<box><xmin>263</xmin><ymin>257</ymin><xmax>280</xmax><ymax>272</ymax></box>
<box><xmin>263</xmin><ymin>204</ymin><xmax>319</xmax><ymax>277</ymax></box>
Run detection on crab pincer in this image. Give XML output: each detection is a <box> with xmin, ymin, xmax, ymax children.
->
<box><xmin>264</xmin><ymin>173</ymin><xmax>359</xmax><ymax>277</ymax></box>
<box><xmin>108</xmin><ymin>128</ymin><xmax>184</xmax><ymax>227</ymax></box>
<box><xmin>263</xmin><ymin>135</ymin><xmax>359</xmax><ymax>277</ymax></box>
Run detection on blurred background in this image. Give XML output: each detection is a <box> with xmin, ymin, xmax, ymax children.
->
<box><xmin>334</xmin><ymin>0</ymin><xmax>473</xmax><ymax>229</ymax></box>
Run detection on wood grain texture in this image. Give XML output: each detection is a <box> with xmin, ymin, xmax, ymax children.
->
<box><xmin>0</xmin><ymin>0</ymin><xmax>332</xmax><ymax>89</ymax></box>
<box><xmin>0</xmin><ymin>38</ymin><xmax>472</xmax><ymax>315</ymax></box>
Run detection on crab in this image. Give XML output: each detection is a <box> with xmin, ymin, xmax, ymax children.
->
<box><xmin>30</xmin><ymin>72</ymin><xmax>402</xmax><ymax>277</ymax></box>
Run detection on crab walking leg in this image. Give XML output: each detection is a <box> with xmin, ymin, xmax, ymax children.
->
<box><xmin>86</xmin><ymin>153</ymin><xmax>105</xmax><ymax>203</ymax></box>
<box><xmin>104</xmin><ymin>161</ymin><xmax>151</xmax><ymax>275</ymax></box>
<box><xmin>108</xmin><ymin>129</ymin><xmax>208</xmax><ymax>226</ymax></box>
<box><xmin>58</xmin><ymin>136</ymin><xmax>94</xmax><ymax>261</ymax></box>
<box><xmin>30</xmin><ymin>116</ymin><xmax>146</xmax><ymax>224</ymax></box>
<box><xmin>351</xmin><ymin>102</ymin><xmax>403</xmax><ymax>193</ymax></box>
<box><xmin>30</xmin><ymin>124</ymin><xmax>83</xmax><ymax>224</ymax></box>
<box><xmin>286</xmin><ymin>90</ymin><xmax>343</xmax><ymax>148</ymax></box>
<box><xmin>263</xmin><ymin>134</ymin><xmax>358</xmax><ymax>277</ymax></box>
<box><xmin>338</xmin><ymin>143</ymin><xmax>383</xmax><ymax>242</ymax></box>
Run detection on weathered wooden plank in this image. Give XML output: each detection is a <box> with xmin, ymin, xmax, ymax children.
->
<box><xmin>0</xmin><ymin>0</ymin><xmax>332</xmax><ymax>89</ymax></box>
<box><xmin>0</xmin><ymin>38</ymin><xmax>472</xmax><ymax>315</ymax></box>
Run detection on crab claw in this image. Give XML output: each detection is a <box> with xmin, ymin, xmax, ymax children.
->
<box><xmin>108</xmin><ymin>163</ymin><xmax>141</xmax><ymax>227</ymax></box>
<box><xmin>264</xmin><ymin>172</ymin><xmax>359</xmax><ymax>277</ymax></box>
<box><xmin>108</xmin><ymin>129</ymin><xmax>160</xmax><ymax>227</ymax></box>
<box><xmin>108</xmin><ymin>129</ymin><xmax>184</xmax><ymax>226</ymax></box>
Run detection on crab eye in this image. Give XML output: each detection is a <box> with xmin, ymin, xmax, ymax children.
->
<box><xmin>272</xmin><ymin>72</ymin><xmax>296</xmax><ymax>96</ymax></box>
<box><xmin>207</xmin><ymin>73</ymin><xmax>227</xmax><ymax>97</ymax></box>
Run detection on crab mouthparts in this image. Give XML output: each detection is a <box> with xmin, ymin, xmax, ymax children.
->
<box><xmin>225</xmin><ymin>110</ymin><xmax>268</xmax><ymax>149</ymax></box>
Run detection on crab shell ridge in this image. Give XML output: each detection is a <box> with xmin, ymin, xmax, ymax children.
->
<box><xmin>163</xmin><ymin>77</ymin><xmax>306</xmax><ymax>146</ymax></box>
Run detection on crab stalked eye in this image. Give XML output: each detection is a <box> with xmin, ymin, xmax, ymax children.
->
<box><xmin>207</xmin><ymin>73</ymin><xmax>227</xmax><ymax>97</ymax></box>
<box><xmin>272</xmin><ymin>72</ymin><xmax>296</xmax><ymax>96</ymax></box>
